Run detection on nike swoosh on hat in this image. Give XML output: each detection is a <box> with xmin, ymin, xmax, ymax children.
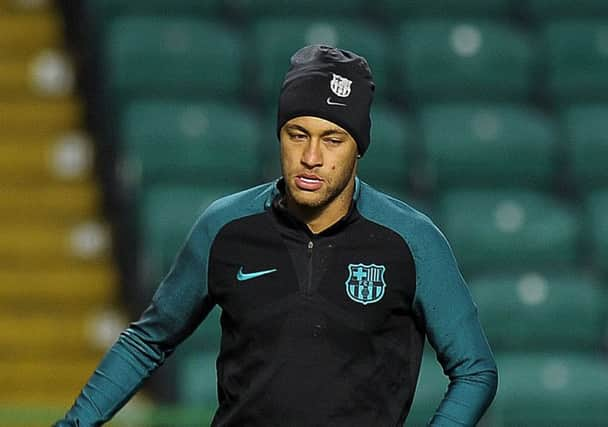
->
<box><xmin>326</xmin><ymin>97</ymin><xmax>348</xmax><ymax>107</ymax></box>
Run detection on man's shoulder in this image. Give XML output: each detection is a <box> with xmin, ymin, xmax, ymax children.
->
<box><xmin>357</xmin><ymin>180</ymin><xmax>446</xmax><ymax>252</ymax></box>
<box><xmin>194</xmin><ymin>181</ymin><xmax>276</xmax><ymax>236</ymax></box>
<box><xmin>207</xmin><ymin>181</ymin><xmax>275</xmax><ymax>215</ymax></box>
<box><xmin>358</xmin><ymin>181</ymin><xmax>432</xmax><ymax>229</ymax></box>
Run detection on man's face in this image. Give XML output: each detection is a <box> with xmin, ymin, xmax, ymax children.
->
<box><xmin>279</xmin><ymin>116</ymin><xmax>358</xmax><ymax>210</ymax></box>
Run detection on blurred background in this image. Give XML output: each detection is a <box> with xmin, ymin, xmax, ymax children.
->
<box><xmin>1</xmin><ymin>0</ymin><xmax>607</xmax><ymax>425</ymax></box>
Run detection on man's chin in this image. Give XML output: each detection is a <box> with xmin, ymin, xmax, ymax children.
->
<box><xmin>293</xmin><ymin>195</ymin><xmax>325</xmax><ymax>209</ymax></box>
<box><xmin>288</xmin><ymin>187</ymin><xmax>327</xmax><ymax>209</ymax></box>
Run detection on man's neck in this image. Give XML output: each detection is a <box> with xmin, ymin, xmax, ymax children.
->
<box><xmin>285</xmin><ymin>180</ymin><xmax>355</xmax><ymax>234</ymax></box>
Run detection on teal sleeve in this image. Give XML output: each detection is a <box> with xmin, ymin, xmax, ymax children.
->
<box><xmin>413</xmin><ymin>220</ymin><xmax>498</xmax><ymax>426</ymax></box>
<box><xmin>54</xmin><ymin>212</ymin><xmax>215</xmax><ymax>427</ymax></box>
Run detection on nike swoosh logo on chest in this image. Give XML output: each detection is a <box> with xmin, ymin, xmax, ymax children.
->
<box><xmin>236</xmin><ymin>267</ymin><xmax>278</xmax><ymax>281</ymax></box>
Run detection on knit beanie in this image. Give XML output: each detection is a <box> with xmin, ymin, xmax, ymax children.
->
<box><xmin>276</xmin><ymin>44</ymin><xmax>375</xmax><ymax>156</ymax></box>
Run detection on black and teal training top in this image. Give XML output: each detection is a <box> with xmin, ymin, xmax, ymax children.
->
<box><xmin>56</xmin><ymin>177</ymin><xmax>498</xmax><ymax>427</ymax></box>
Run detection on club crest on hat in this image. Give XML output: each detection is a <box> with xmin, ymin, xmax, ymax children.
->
<box><xmin>345</xmin><ymin>263</ymin><xmax>387</xmax><ymax>305</ymax></box>
<box><xmin>330</xmin><ymin>73</ymin><xmax>352</xmax><ymax>98</ymax></box>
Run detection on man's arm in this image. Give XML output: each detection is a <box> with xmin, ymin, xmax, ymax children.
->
<box><xmin>54</xmin><ymin>211</ymin><xmax>215</xmax><ymax>426</ymax></box>
<box><xmin>413</xmin><ymin>220</ymin><xmax>498</xmax><ymax>426</ymax></box>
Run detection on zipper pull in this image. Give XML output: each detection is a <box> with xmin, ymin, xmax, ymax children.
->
<box><xmin>307</xmin><ymin>240</ymin><xmax>314</xmax><ymax>255</ymax></box>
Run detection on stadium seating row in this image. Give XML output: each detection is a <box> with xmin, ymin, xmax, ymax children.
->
<box><xmin>116</xmin><ymin>352</ymin><xmax>606</xmax><ymax>427</ymax></box>
<box><xmin>81</xmin><ymin>0</ymin><xmax>608</xmax><ymax>22</ymax></box>
<box><xmin>114</xmin><ymin>100</ymin><xmax>608</xmax><ymax>196</ymax></box>
<box><xmin>0</xmin><ymin>12</ymin><xmax>61</xmax><ymax>55</ymax></box>
<box><xmin>173</xmin><ymin>294</ymin><xmax>608</xmax><ymax>425</ymax></box>
<box><xmin>175</xmin><ymin>267</ymin><xmax>608</xmax><ymax>356</ymax></box>
<box><xmin>91</xmin><ymin>16</ymin><xmax>608</xmax><ymax>109</ymax></box>
<box><xmin>137</xmin><ymin>185</ymin><xmax>608</xmax><ymax>288</ymax></box>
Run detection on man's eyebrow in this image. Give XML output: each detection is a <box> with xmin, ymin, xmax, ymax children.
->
<box><xmin>284</xmin><ymin>124</ymin><xmax>348</xmax><ymax>137</ymax></box>
<box><xmin>284</xmin><ymin>124</ymin><xmax>309</xmax><ymax>134</ymax></box>
<box><xmin>320</xmin><ymin>129</ymin><xmax>348</xmax><ymax>137</ymax></box>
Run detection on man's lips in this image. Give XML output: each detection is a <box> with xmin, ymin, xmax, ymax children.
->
<box><xmin>294</xmin><ymin>174</ymin><xmax>323</xmax><ymax>191</ymax></box>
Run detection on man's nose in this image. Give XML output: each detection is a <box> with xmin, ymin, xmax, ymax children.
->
<box><xmin>301</xmin><ymin>139</ymin><xmax>323</xmax><ymax>168</ymax></box>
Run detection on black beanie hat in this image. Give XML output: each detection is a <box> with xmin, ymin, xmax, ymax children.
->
<box><xmin>277</xmin><ymin>44</ymin><xmax>375</xmax><ymax>157</ymax></box>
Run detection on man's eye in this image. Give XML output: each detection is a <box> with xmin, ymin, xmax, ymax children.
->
<box><xmin>290</xmin><ymin>133</ymin><xmax>307</xmax><ymax>140</ymax></box>
<box><xmin>327</xmin><ymin>138</ymin><xmax>343</xmax><ymax>144</ymax></box>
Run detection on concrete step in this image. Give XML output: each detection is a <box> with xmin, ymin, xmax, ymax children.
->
<box><xmin>0</xmin><ymin>359</ymin><xmax>100</xmax><ymax>404</ymax></box>
<box><xmin>0</xmin><ymin>220</ymin><xmax>112</xmax><ymax>266</ymax></box>
<box><xmin>0</xmin><ymin>12</ymin><xmax>61</xmax><ymax>56</ymax></box>
<box><xmin>0</xmin><ymin>50</ymin><xmax>75</xmax><ymax>99</ymax></box>
<box><xmin>0</xmin><ymin>131</ymin><xmax>94</xmax><ymax>184</ymax></box>
<box><xmin>0</xmin><ymin>182</ymin><xmax>100</xmax><ymax>221</ymax></box>
<box><xmin>0</xmin><ymin>308</ymin><xmax>127</xmax><ymax>360</ymax></box>
<box><xmin>0</xmin><ymin>98</ymin><xmax>81</xmax><ymax>134</ymax></box>
<box><xmin>0</xmin><ymin>0</ymin><xmax>52</xmax><ymax>13</ymax></box>
<box><xmin>0</xmin><ymin>265</ymin><xmax>118</xmax><ymax>309</ymax></box>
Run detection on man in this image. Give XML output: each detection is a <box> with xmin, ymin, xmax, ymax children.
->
<box><xmin>55</xmin><ymin>45</ymin><xmax>497</xmax><ymax>426</ymax></box>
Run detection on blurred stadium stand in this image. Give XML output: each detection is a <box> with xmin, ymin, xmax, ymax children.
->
<box><xmin>0</xmin><ymin>0</ymin><xmax>122</xmax><ymax>424</ymax></box>
<box><xmin>2</xmin><ymin>0</ymin><xmax>608</xmax><ymax>425</ymax></box>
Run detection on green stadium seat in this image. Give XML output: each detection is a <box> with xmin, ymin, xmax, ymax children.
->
<box><xmin>586</xmin><ymin>190</ymin><xmax>608</xmax><ymax>274</ymax></box>
<box><xmin>258</xmin><ymin>112</ymin><xmax>282</xmax><ymax>182</ymax></box>
<box><xmin>376</xmin><ymin>0</ymin><xmax>511</xmax><ymax>20</ymax></box>
<box><xmin>138</xmin><ymin>184</ymin><xmax>241</xmax><ymax>288</ymax></box>
<box><xmin>133</xmin><ymin>406</ymin><xmax>216</xmax><ymax>427</ymax></box>
<box><xmin>103</xmin><ymin>17</ymin><xmax>243</xmax><ymax>105</ymax></box>
<box><xmin>175</xmin><ymin>306</ymin><xmax>222</xmax><ymax>407</ymax></box>
<box><xmin>119</xmin><ymin>101</ymin><xmax>261</xmax><ymax>193</ymax></box>
<box><xmin>260</xmin><ymin>107</ymin><xmax>281</xmax><ymax>181</ymax></box>
<box><xmin>470</xmin><ymin>271</ymin><xmax>607</xmax><ymax>352</ymax></box>
<box><xmin>357</xmin><ymin>104</ymin><xmax>416</xmax><ymax>197</ymax></box>
<box><xmin>176</xmin><ymin>351</ymin><xmax>219</xmax><ymax>408</ymax></box>
<box><xmin>542</xmin><ymin>20</ymin><xmax>608</xmax><ymax>104</ymax></box>
<box><xmin>249</xmin><ymin>18</ymin><xmax>389</xmax><ymax>103</ymax></box>
<box><xmin>493</xmin><ymin>353</ymin><xmax>608</xmax><ymax>427</ymax></box>
<box><xmin>523</xmin><ymin>0</ymin><xmax>608</xmax><ymax>20</ymax></box>
<box><xmin>85</xmin><ymin>0</ymin><xmax>221</xmax><ymax>20</ymax></box>
<box><xmin>406</xmin><ymin>352</ymin><xmax>449</xmax><ymax>427</ymax></box>
<box><xmin>563</xmin><ymin>105</ymin><xmax>608</xmax><ymax>190</ymax></box>
<box><xmin>181</xmin><ymin>306</ymin><xmax>223</xmax><ymax>354</ymax></box>
<box><xmin>397</xmin><ymin>19</ymin><xmax>535</xmax><ymax>103</ymax></box>
<box><xmin>226</xmin><ymin>0</ymin><xmax>367</xmax><ymax>18</ymax></box>
<box><xmin>83</xmin><ymin>0</ymin><xmax>223</xmax><ymax>51</ymax></box>
<box><xmin>404</xmin><ymin>197</ymin><xmax>434</xmax><ymax>219</ymax></box>
<box><xmin>419</xmin><ymin>103</ymin><xmax>557</xmax><ymax>190</ymax></box>
<box><xmin>437</xmin><ymin>190</ymin><xmax>581</xmax><ymax>274</ymax></box>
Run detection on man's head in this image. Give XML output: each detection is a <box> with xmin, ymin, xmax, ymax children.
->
<box><xmin>277</xmin><ymin>45</ymin><xmax>375</xmax><ymax>214</ymax></box>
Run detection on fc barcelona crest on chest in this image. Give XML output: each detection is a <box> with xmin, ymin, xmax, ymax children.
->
<box><xmin>345</xmin><ymin>264</ymin><xmax>387</xmax><ymax>305</ymax></box>
<box><xmin>330</xmin><ymin>73</ymin><xmax>352</xmax><ymax>98</ymax></box>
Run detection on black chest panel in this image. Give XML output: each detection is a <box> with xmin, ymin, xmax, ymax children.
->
<box><xmin>207</xmin><ymin>208</ymin><xmax>422</xmax><ymax>427</ymax></box>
